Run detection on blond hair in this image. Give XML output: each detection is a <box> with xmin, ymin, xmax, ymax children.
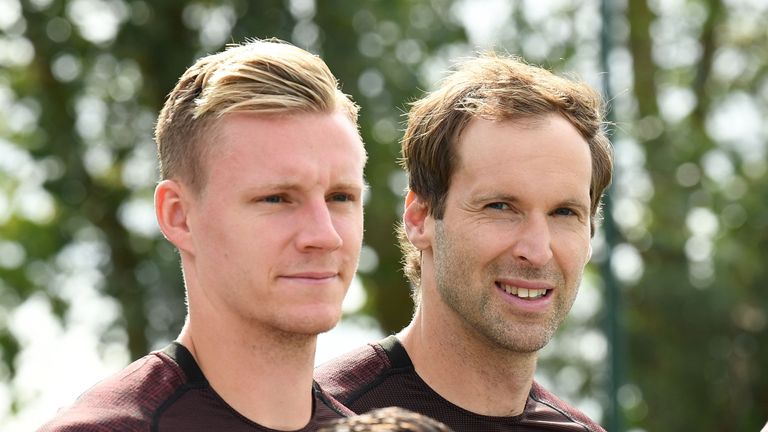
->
<box><xmin>399</xmin><ymin>52</ymin><xmax>613</xmax><ymax>289</ymax></box>
<box><xmin>154</xmin><ymin>39</ymin><xmax>359</xmax><ymax>191</ymax></box>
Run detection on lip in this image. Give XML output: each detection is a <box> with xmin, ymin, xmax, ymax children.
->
<box><xmin>279</xmin><ymin>272</ymin><xmax>339</xmax><ymax>282</ymax></box>
<box><xmin>496</xmin><ymin>278</ymin><xmax>554</xmax><ymax>290</ymax></box>
<box><xmin>495</xmin><ymin>279</ymin><xmax>554</xmax><ymax>313</ymax></box>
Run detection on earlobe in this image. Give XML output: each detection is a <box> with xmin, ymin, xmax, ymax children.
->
<box><xmin>155</xmin><ymin>180</ymin><xmax>193</xmax><ymax>254</ymax></box>
<box><xmin>403</xmin><ymin>190</ymin><xmax>432</xmax><ymax>250</ymax></box>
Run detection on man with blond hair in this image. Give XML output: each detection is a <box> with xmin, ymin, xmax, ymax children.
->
<box><xmin>40</xmin><ymin>39</ymin><xmax>365</xmax><ymax>431</ymax></box>
<box><xmin>316</xmin><ymin>53</ymin><xmax>611</xmax><ymax>431</ymax></box>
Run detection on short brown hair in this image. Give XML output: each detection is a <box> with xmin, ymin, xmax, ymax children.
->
<box><xmin>154</xmin><ymin>39</ymin><xmax>359</xmax><ymax>192</ymax></box>
<box><xmin>399</xmin><ymin>52</ymin><xmax>613</xmax><ymax>288</ymax></box>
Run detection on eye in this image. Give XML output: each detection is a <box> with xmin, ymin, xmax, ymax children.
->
<box><xmin>329</xmin><ymin>193</ymin><xmax>356</xmax><ymax>203</ymax></box>
<box><xmin>553</xmin><ymin>207</ymin><xmax>577</xmax><ymax>217</ymax></box>
<box><xmin>263</xmin><ymin>195</ymin><xmax>284</xmax><ymax>204</ymax></box>
<box><xmin>486</xmin><ymin>202</ymin><xmax>509</xmax><ymax>210</ymax></box>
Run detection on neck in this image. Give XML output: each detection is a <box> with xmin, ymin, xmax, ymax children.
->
<box><xmin>178</xmin><ymin>316</ymin><xmax>317</xmax><ymax>430</ymax></box>
<box><xmin>399</xmin><ymin>303</ymin><xmax>537</xmax><ymax>417</ymax></box>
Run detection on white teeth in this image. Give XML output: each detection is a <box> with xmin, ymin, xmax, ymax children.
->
<box><xmin>501</xmin><ymin>284</ymin><xmax>547</xmax><ymax>299</ymax></box>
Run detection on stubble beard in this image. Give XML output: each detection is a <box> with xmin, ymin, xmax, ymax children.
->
<box><xmin>433</xmin><ymin>223</ymin><xmax>578</xmax><ymax>354</ymax></box>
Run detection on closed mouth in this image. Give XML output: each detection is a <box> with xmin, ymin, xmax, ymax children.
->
<box><xmin>282</xmin><ymin>272</ymin><xmax>338</xmax><ymax>280</ymax></box>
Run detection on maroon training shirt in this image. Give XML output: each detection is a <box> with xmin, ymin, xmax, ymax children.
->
<box><xmin>315</xmin><ymin>336</ymin><xmax>606</xmax><ymax>432</ymax></box>
<box><xmin>39</xmin><ymin>342</ymin><xmax>350</xmax><ymax>432</ymax></box>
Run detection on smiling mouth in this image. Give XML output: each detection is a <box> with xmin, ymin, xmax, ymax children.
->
<box><xmin>496</xmin><ymin>282</ymin><xmax>550</xmax><ymax>300</ymax></box>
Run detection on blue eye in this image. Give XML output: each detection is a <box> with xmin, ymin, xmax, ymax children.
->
<box><xmin>487</xmin><ymin>202</ymin><xmax>509</xmax><ymax>210</ymax></box>
<box><xmin>264</xmin><ymin>195</ymin><xmax>283</xmax><ymax>203</ymax></box>
<box><xmin>329</xmin><ymin>193</ymin><xmax>355</xmax><ymax>202</ymax></box>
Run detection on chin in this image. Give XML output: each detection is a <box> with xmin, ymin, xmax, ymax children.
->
<box><xmin>282</xmin><ymin>307</ymin><xmax>343</xmax><ymax>335</ymax></box>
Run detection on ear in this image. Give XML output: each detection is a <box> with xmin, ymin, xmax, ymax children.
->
<box><xmin>403</xmin><ymin>190</ymin><xmax>433</xmax><ymax>250</ymax></box>
<box><xmin>155</xmin><ymin>180</ymin><xmax>194</xmax><ymax>254</ymax></box>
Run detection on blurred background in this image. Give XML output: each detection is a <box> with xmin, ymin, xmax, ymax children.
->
<box><xmin>0</xmin><ymin>0</ymin><xmax>766</xmax><ymax>430</ymax></box>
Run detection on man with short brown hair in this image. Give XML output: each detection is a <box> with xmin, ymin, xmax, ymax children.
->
<box><xmin>317</xmin><ymin>52</ymin><xmax>611</xmax><ymax>431</ymax></box>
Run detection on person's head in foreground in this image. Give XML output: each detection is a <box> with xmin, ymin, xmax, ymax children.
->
<box><xmin>319</xmin><ymin>407</ymin><xmax>455</xmax><ymax>432</ymax></box>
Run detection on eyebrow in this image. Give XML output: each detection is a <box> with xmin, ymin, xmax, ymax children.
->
<box><xmin>336</xmin><ymin>179</ymin><xmax>367</xmax><ymax>190</ymax></box>
<box><xmin>251</xmin><ymin>179</ymin><xmax>366</xmax><ymax>193</ymax></box>
<box><xmin>473</xmin><ymin>192</ymin><xmax>519</xmax><ymax>204</ymax></box>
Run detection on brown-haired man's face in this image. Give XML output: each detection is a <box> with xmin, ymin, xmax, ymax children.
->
<box><xmin>415</xmin><ymin>114</ymin><xmax>593</xmax><ymax>353</ymax></box>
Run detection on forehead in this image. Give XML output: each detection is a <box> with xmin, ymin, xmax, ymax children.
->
<box><xmin>452</xmin><ymin>115</ymin><xmax>591</xmax><ymax>198</ymax></box>
<box><xmin>201</xmin><ymin>111</ymin><xmax>366</xmax><ymax>189</ymax></box>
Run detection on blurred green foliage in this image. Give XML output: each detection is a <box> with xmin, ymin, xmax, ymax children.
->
<box><xmin>0</xmin><ymin>0</ymin><xmax>766</xmax><ymax>430</ymax></box>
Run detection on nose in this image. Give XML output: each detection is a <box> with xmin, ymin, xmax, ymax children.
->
<box><xmin>295</xmin><ymin>200</ymin><xmax>343</xmax><ymax>251</ymax></box>
<box><xmin>510</xmin><ymin>214</ymin><xmax>553</xmax><ymax>267</ymax></box>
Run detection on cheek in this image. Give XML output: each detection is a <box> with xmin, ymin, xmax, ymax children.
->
<box><xmin>550</xmin><ymin>224</ymin><xmax>590</xmax><ymax>261</ymax></box>
<box><xmin>555</xmin><ymin>240</ymin><xmax>591</xmax><ymax>276</ymax></box>
<box><xmin>193</xmin><ymin>215</ymin><xmax>231</xmax><ymax>256</ymax></box>
<box><xmin>468</xmin><ymin>227</ymin><xmax>512</xmax><ymax>260</ymax></box>
<box><xmin>338</xmin><ymin>213</ymin><xmax>364</xmax><ymax>241</ymax></box>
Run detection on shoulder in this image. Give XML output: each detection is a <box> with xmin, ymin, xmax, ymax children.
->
<box><xmin>314</xmin><ymin>339</ymin><xmax>395</xmax><ymax>404</ymax></box>
<box><xmin>529</xmin><ymin>381</ymin><xmax>607</xmax><ymax>432</ymax></box>
<box><xmin>38</xmin><ymin>349</ymin><xmax>187</xmax><ymax>432</ymax></box>
<box><xmin>312</xmin><ymin>381</ymin><xmax>355</xmax><ymax>421</ymax></box>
